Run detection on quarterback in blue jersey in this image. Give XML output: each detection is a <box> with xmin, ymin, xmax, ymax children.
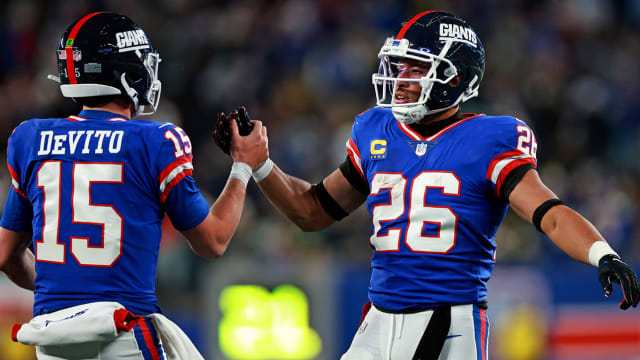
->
<box><xmin>220</xmin><ymin>11</ymin><xmax>640</xmax><ymax>360</ymax></box>
<box><xmin>0</xmin><ymin>12</ymin><xmax>268</xmax><ymax>359</ymax></box>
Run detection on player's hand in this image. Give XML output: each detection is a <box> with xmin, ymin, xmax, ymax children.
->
<box><xmin>213</xmin><ymin>112</ymin><xmax>231</xmax><ymax>154</ymax></box>
<box><xmin>229</xmin><ymin>115</ymin><xmax>268</xmax><ymax>171</ymax></box>
<box><xmin>598</xmin><ymin>254</ymin><xmax>640</xmax><ymax>310</ymax></box>
<box><xmin>212</xmin><ymin>106</ymin><xmax>254</xmax><ymax>155</ymax></box>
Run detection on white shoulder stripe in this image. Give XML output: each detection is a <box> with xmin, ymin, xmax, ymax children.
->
<box><xmin>159</xmin><ymin>163</ymin><xmax>193</xmax><ymax>193</ymax></box>
<box><xmin>490</xmin><ymin>154</ymin><xmax>532</xmax><ymax>184</ymax></box>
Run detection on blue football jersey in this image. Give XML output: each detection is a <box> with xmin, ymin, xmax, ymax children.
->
<box><xmin>1</xmin><ymin>110</ymin><xmax>210</xmax><ymax>316</ymax></box>
<box><xmin>346</xmin><ymin>108</ymin><xmax>537</xmax><ymax>311</ymax></box>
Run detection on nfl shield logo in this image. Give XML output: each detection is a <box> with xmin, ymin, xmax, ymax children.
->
<box><xmin>415</xmin><ymin>142</ymin><xmax>428</xmax><ymax>156</ymax></box>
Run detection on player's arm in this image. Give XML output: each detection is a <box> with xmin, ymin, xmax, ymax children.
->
<box><xmin>0</xmin><ymin>227</ymin><xmax>35</xmax><ymax>291</ymax></box>
<box><xmin>182</xmin><ymin>119</ymin><xmax>268</xmax><ymax>259</ymax></box>
<box><xmin>256</xmin><ymin>164</ymin><xmax>367</xmax><ymax>231</ymax></box>
<box><xmin>0</xmin><ymin>132</ymin><xmax>36</xmax><ymax>290</ymax></box>
<box><xmin>508</xmin><ymin>169</ymin><xmax>601</xmax><ymax>264</ymax></box>
<box><xmin>212</xmin><ymin>107</ymin><xmax>367</xmax><ymax>231</ymax></box>
<box><xmin>508</xmin><ymin>169</ymin><xmax>640</xmax><ymax>309</ymax></box>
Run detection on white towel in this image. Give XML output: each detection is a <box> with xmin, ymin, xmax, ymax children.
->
<box><xmin>12</xmin><ymin>302</ymin><xmax>124</xmax><ymax>346</ymax></box>
<box><xmin>148</xmin><ymin>313</ymin><xmax>204</xmax><ymax>360</ymax></box>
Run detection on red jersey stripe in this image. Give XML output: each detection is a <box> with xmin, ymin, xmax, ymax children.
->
<box><xmin>396</xmin><ymin>114</ymin><xmax>485</xmax><ymax>141</ymax></box>
<box><xmin>486</xmin><ymin>149</ymin><xmax>535</xmax><ymax>180</ymax></box>
<box><xmin>346</xmin><ymin>137</ymin><xmax>366</xmax><ymax>181</ymax></box>
<box><xmin>157</xmin><ymin>156</ymin><xmax>193</xmax><ymax>185</ymax></box>
<box><xmin>7</xmin><ymin>162</ymin><xmax>19</xmax><ymax>184</ymax></box>
<box><xmin>67</xmin><ymin>115</ymin><xmax>87</xmax><ymax>122</ymax></box>
<box><xmin>159</xmin><ymin>169</ymin><xmax>192</xmax><ymax>203</ymax></box>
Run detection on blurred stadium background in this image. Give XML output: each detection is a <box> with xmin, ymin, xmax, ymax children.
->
<box><xmin>1</xmin><ymin>0</ymin><xmax>640</xmax><ymax>359</ymax></box>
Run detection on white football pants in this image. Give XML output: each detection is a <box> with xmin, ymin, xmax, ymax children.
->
<box><xmin>341</xmin><ymin>303</ymin><xmax>489</xmax><ymax>360</ymax></box>
<box><xmin>35</xmin><ymin>316</ymin><xmax>165</xmax><ymax>360</ymax></box>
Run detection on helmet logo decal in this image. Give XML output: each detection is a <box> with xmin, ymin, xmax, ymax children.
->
<box><xmin>115</xmin><ymin>30</ymin><xmax>150</xmax><ymax>52</ymax></box>
<box><xmin>439</xmin><ymin>23</ymin><xmax>478</xmax><ymax>48</ymax></box>
<box><xmin>65</xmin><ymin>12</ymin><xmax>105</xmax><ymax>84</ymax></box>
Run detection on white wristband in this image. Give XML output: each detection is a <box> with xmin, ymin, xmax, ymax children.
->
<box><xmin>229</xmin><ymin>162</ymin><xmax>252</xmax><ymax>186</ymax></box>
<box><xmin>252</xmin><ymin>158</ymin><xmax>274</xmax><ymax>182</ymax></box>
<box><xmin>588</xmin><ymin>241</ymin><xmax>618</xmax><ymax>267</ymax></box>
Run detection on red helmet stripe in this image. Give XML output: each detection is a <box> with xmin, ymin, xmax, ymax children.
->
<box><xmin>65</xmin><ymin>12</ymin><xmax>105</xmax><ymax>84</ymax></box>
<box><xmin>396</xmin><ymin>10</ymin><xmax>437</xmax><ymax>40</ymax></box>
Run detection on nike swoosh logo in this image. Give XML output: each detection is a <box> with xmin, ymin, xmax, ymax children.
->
<box><xmin>446</xmin><ymin>335</ymin><xmax>462</xmax><ymax>339</ymax></box>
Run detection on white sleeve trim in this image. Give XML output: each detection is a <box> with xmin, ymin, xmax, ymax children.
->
<box><xmin>489</xmin><ymin>154</ymin><xmax>532</xmax><ymax>184</ymax></box>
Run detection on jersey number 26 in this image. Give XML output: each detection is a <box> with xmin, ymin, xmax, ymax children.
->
<box><xmin>370</xmin><ymin>171</ymin><xmax>459</xmax><ymax>253</ymax></box>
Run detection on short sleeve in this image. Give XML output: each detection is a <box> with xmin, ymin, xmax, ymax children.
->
<box><xmin>2</xmin><ymin>122</ymin><xmax>33</xmax><ymax>231</ymax></box>
<box><xmin>0</xmin><ymin>186</ymin><xmax>33</xmax><ymax>232</ymax></box>
<box><xmin>6</xmin><ymin>121</ymin><xmax>30</xmax><ymax>199</ymax></box>
<box><xmin>485</xmin><ymin>119</ymin><xmax>538</xmax><ymax>196</ymax></box>
<box><xmin>153</xmin><ymin>124</ymin><xmax>209</xmax><ymax>230</ymax></box>
<box><xmin>345</xmin><ymin>115</ymin><xmax>367</xmax><ymax>182</ymax></box>
<box><xmin>163</xmin><ymin>177</ymin><xmax>210</xmax><ymax>231</ymax></box>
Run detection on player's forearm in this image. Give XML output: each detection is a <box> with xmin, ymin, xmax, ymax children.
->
<box><xmin>1</xmin><ymin>248</ymin><xmax>35</xmax><ymax>291</ymax></box>
<box><xmin>0</xmin><ymin>229</ymin><xmax>35</xmax><ymax>290</ymax></box>
<box><xmin>206</xmin><ymin>177</ymin><xmax>247</xmax><ymax>257</ymax></box>
<box><xmin>257</xmin><ymin>164</ymin><xmax>333</xmax><ymax>231</ymax></box>
<box><xmin>541</xmin><ymin>205</ymin><xmax>607</xmax><ymax>265</ymax></box>
<box><xmin>183</xmin><ymin>177</ymin><xmax>247</xmax><ymax>259</ymax></box>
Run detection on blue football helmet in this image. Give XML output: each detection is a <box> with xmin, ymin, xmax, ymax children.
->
<box><xmin>49</xmin><ymin>12</ymin><xmax>161</xmax><ymax>116</ymax></box>
<box><xmin>372</xmin><ymin>11</ymin><xmax>485</xmax><ymax>123</ymax></box>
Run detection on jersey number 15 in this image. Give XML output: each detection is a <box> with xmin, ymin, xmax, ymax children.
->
<box><xmin>36</xmin><ymin>161</ymin><xmax>123</xmax><ymax>267</ymax></box>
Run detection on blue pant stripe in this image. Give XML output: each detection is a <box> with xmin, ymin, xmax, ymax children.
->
<box><xmin>133</xmin><ymin>318</ymin><xmax>165</xmax><ymax>360</ymax></box>
<box><xmin>473</xmin><ymin>305</ymin><xmax>489</xmax><ymax>360</ymax></box>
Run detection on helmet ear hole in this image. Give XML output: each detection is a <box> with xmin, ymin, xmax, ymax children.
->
<box><xmin>448</xmin><ymin>76</ymin><xmax>462</xmax><ymax>87</ymax></box>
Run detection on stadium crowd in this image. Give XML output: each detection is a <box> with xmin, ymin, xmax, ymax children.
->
<box><xmin>1</xmin><ymin>0</ymin><xmax>639</xmax><ymax>294</ymax></box>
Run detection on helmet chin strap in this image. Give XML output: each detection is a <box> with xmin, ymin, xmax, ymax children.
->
<box><xmin>120</xmin><ymin>73</ymin><xmax>141</xmax><ymax>117</ymax></box>
<box><xmin>392</xmin><ymin>100</ymin><xmax>463</xmax><ymax>124</ymax></box>
<box><xmin>392</xmin><ymin>104</ymin><xmax>428</xmax><ymax>124</ymax></box>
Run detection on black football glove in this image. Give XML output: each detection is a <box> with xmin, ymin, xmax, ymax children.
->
<box><xmin>598</xmin><ymin>254</ymin><xmax>640</xmax><ymax>310</ymax></box>
<box><xmin>212</xmin><ymin>106</ymin><xmax>254</xmax><ymax>154</ymax></box>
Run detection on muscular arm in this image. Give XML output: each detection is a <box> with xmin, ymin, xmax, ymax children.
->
<box><xmin>182</xmin><ymin>119</ymin><xmax>268</xmax><ymax>259</ymax></box>
<box><xmin>257</xmin><ymin>166</ymin><xmax>367</xmax><ymax>231</ymax></box>
<box><xmin>508</xmin><ymin>169</ymin><xmax>605</xmax><ymax>264</ymax></box>
<box><xmin>0</xmin><ymin>227</ymin><xmax>35</xmax><ymax>290</ymax></box>
<box><xmin>182</xmin><ymin>178</ymin><xmax>247</xmax><ymax>259</ymax></box>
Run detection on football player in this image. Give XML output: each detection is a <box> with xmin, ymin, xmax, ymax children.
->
<box><xmin>217</xmin><ymin>11</ymin><xmax>640</xmax><ymax>359</ymax></box>
<box><xmin>0</xmin><ymin>12</ymin><xmax>268</xmax><ymax>359</ymax></box>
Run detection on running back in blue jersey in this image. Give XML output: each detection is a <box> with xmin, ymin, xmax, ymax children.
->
<box><xmin>1</xmin><ymin>110</ymin><xmax>210</xmax><ymax>316</ymax></box>
<box><xmin>346</xmin><ymin>107</ymin><xmax>537</xmax><ymax>311</ymax></box>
